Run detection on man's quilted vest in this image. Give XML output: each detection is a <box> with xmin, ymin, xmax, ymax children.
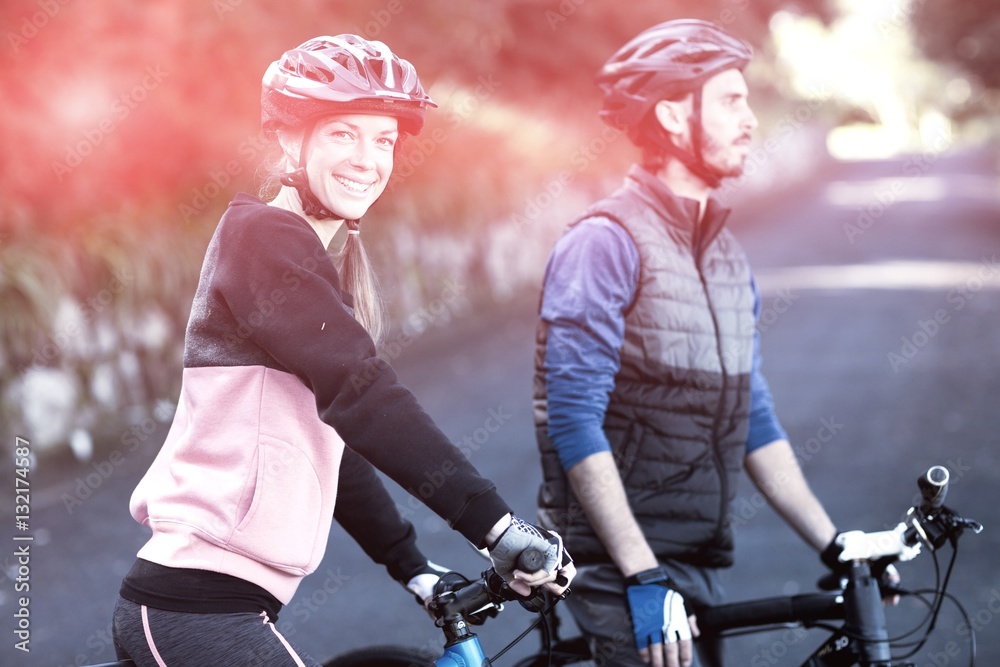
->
<box><xmin>534</xmin><ymin>167</ymin><xmax>756</xmax><ymax>567</ymax></box>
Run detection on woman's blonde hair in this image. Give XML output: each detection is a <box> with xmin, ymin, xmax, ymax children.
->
<box><xmin>338</xmin><ymin>219</ymin><xmax>386</xmax><ymax>347</ymax></box>
<box><xmin>259</xmin><ymin>147</ymin><xmax>387</xmax><ymax>348</ymax></box>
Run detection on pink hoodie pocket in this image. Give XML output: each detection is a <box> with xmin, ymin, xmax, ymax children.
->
<box><xmin>229</xmin><ymin>434</ymin><xmax>324</xmax><ymax>573</ymax></box>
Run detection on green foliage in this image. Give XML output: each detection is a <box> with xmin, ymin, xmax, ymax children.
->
<box><xmin>0</xmin><ymin>236</ymin><xmax>71</xmax><ymax>371</ymax></box>
<box><xmin>0</xmin><ymin>214</ymin><xmax>207</xmax><ymax>453</ymax></box>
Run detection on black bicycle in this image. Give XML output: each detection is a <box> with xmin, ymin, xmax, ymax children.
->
<box><xmin>324</xmin><ymin>465</ymin><xmax>983</xmax><ymax>666</ymax></box>
<box><xmin>85</xmin><ymin>465</ymin><xmax>981</xmax><ymax>667</ymax></box>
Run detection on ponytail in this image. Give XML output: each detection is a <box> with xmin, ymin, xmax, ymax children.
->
<box><xmin>338</xmin><ymin>220</ymin><xmax>386</xmax><ymax>348</ymax></box>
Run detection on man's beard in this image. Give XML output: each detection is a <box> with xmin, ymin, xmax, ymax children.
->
<box><xmin>699</xmin><ymin>131</ymin><xmax>749</xmax><ymax>180</ymax></box>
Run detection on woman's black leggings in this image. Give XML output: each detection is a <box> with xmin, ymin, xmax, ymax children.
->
<box><xmin>112</xmin><ymin>597</ymin><xmax>322</xmax><ymax>667</ymax></box>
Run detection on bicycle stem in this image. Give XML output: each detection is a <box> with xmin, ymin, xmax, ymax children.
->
<box><xmin>843</xmin><ymin>561</ymin><xmax>892</xmax><ymax>666</ymax></box>
<box><xmin>430</xmin><ymin>574</ymin><xmax>506</xmax><ymax>665</ymax></box>
<box><xmin>433</xmin><ymin>596</ymin><xmax>492</xmax><ymax>666</ymax></box>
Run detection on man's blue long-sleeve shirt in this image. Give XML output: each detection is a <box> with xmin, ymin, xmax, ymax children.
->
<box><xmin>541</xmin><ymin>216</ymin><xmax>787</xmax><ymax>471</ymax></box>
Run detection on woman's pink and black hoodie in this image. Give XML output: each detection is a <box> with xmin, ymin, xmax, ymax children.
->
<box><xmin>127</xmin><ymin>194</ymin><xmax>510</xmax><ymax>608</ymax></box>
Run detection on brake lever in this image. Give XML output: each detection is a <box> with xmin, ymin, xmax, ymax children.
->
<box><xmin>955</xmin><ymin>516</ymin><xmax>984</xmax><ymax>534</ymax></box>
<box><xmin>907</xmin><ymin>505</ymin><xmax>984</xmax><ymax>550</ymax></box>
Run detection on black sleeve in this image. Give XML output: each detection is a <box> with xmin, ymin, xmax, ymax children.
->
<box><xmin>213</xmin><ymin>206</ymin><xmax>511</xmax><ymax>547</ymax></box>
<box><xmin>334</xmin><ymin>447</ymin><xmax>427</xmax><ymax>583</ymax></box>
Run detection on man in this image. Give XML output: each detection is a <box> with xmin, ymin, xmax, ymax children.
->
<box><xmin>533</xmin><ymin>20</ymin><xmax>853</xmax><ymax>667</ymax></box>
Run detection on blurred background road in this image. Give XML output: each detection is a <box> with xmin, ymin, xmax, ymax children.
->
<box><xmin>2</xmin><ymin>1</ymin><xmax>999</xmax><ymax>665</ymax></box>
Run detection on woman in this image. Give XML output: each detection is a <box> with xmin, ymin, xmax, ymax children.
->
<box><xmin>112</xmin><ymin>35</ymin><xmax>573</xmax><ymax>667</ymax></box>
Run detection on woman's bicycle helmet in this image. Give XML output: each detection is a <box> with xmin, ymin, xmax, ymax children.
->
<box><xmin>597</xmin><ymin>19</ymin><xmax>752</xmax><ymax>186</ymax></box>
<box><xmin>261</xmin><ymin>35</ymin><xmax>437</xmax><ymax>218</ymax></box>
<box><xmin>262</xmin><ymin>34</ymin><xmax>436</xmax><ymax>137</ymax></box>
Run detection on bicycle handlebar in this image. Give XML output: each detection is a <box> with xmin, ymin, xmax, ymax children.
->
<box><xmin>517</xmin><ymin>547</ymin><xmax>546</xmax><ymax>573</ymax></box>
<box><xmin>428</xmin><ymin>548</ymin><xmax>551</xmax><ymax>625</ymax></box>
<box><xmin>918</xmin><ymin>464</ymin><xmax>949</xmax><ymax>512</ymax></box>
<box><xmin>833</xmin><ymin>465</ymin><xmax>982</xmax><ymax>565</ymax></box>
<box><xmin>699</xmin><ymin>593</ymin><xmax>843</xmax><ymax>632</ymax></box>
<box><xmin>701</xmin><ymin>465</ymin><xmax>982</xmax><ymax>637</ymax></box>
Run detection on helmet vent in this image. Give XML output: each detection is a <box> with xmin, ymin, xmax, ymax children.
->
<box><xmin>676</xmin><ymin>48</ymin><xmax>722</xmax><ymax>64</ymax></box>
<box><xmin>626</xmin><ymin>72</ymin><xmax>655</xmax><ymax>96</ymax></box>
<box><xmin>335</xmin><ymin>53</ymin><xmax>361</xmax><ymax>79</ymax></box>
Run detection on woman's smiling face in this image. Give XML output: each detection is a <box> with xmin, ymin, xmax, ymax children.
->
<box><xmin>304</xmin><ymin>113</ymin><xmax>398</xmax><ymax>221</ymax></box>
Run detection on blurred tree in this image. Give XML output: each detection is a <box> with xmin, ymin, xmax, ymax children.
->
<box><xmin>0</xmin><ymin>0</ymin><xmax>847</xmax><ymax>447</ymax></box>
<box><xmin>911</xmin><ymin>0</ymin><xmax>1000</xmax><ymax>90</ymax></box>
<box><xmin>360</xmin><ymin>0</ymin><xmax>836</xmax><ymax>115</ymax></box>
<box><xmin>1</xmin><ymin>0</ymin><xmax>838</xmax><ymax>229</ymax></box>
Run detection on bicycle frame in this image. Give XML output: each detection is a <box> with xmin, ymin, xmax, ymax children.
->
<box><xmin>438</xmin><ymin>634</ymin><xmax>491</xmax><ymax>666</ymax></box>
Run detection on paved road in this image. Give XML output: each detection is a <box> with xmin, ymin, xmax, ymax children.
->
<box><xmin>4</xmin><ymin>146</ymin><xmax>999</xmax><ymax>666</ymax></box>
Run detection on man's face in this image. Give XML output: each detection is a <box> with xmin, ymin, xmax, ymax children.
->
<box><xmin>697</xmin><ymin>68</ymin><xmax>758</xmax><ymax>179</ymax></box>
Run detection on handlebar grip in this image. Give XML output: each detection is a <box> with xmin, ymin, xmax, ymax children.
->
<box><xmin>918</xmin><ymin>465</ymin><xmax>949</xmax><ymax>512</ymax></box>
<box><xmin>517</xmin><ymin>548</ymin><xmax>546</xmax><ymax>573</ymax></box>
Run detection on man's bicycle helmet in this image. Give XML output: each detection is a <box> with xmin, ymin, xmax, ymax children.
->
<box><xmin>597</xmin><ymin>19</ymin><xmax>752</xmax><ymax>186</ymax></box>
<box><xmin>261</xmin><ymin>35</ymin><xmax>437</xmax><ymax>218</ymax></box>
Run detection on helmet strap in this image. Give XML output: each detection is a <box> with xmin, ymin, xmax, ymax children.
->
<box><xmin>648</xmin><ymin>85</ymin><xmax>723</xmax><ymax>189</ymax></box>
<box><xmin>279</xmin><ymin>119</ymin><xmax>338</xmax><ymax>220</ymax></box>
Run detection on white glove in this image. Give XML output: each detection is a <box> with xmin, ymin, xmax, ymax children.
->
<box><xmin>405</xmin><ymin>561</ymin><xmax>451</xmax><ymax>606</ymax></box>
